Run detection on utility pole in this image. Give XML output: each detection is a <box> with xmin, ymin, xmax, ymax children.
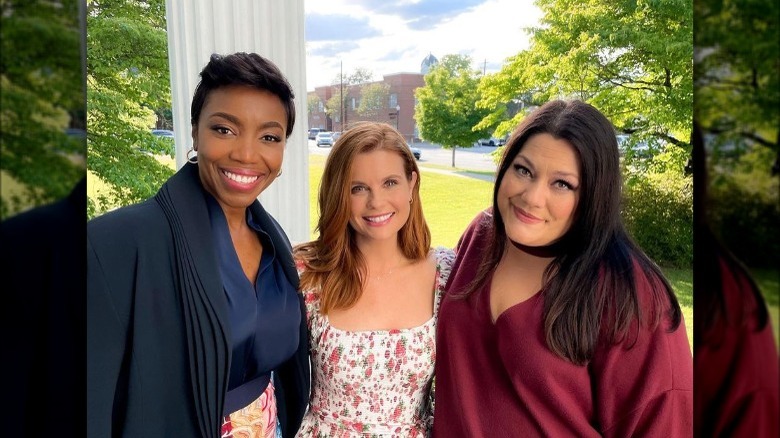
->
<box><xmin>340</xmin><ymin>60</ymin><xmax>344</xmax><ymax>131</ymax></box>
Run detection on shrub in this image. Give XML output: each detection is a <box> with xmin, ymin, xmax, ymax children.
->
<box><xmin>707</xmin><ymin>147</ymin><xmax>779</xmax><ymax>268</ymax></box>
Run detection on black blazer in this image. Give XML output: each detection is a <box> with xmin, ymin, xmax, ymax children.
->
<box><xmin>2</xmin><ymin>178</ymin><xmax>87</xmax><ymax>437</ymax></box>
<box><xmin>87</xmin><ymin>163</ymin><xmax>309</xmax><ymax>437</ymax></box>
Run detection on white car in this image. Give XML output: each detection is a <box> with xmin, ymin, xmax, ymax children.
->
<box><xmin>315</xmin><ymin>131</ymin><xmax>334</xmax><ymax>147</ymax></box>
<box><xmin>477</xmin><ymin>137</ymin><xmax>505</xmax><ymax>147</ymax></box>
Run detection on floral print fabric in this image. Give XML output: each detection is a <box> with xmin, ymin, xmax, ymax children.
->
<box><xmin>221</xmin><ymin>378</ymin><xmax>279</xmax><ymax>438</ymax></box>
<box><xmin>296</xmin><ymin>247</ymin><xmax>455</xmax><ymax>438</ymax></box>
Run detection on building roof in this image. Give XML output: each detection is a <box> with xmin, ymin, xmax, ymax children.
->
<box><xmin>421</xmin><ymin>53</ymin><xmax>438</xmax><ymax>74</ymax></box>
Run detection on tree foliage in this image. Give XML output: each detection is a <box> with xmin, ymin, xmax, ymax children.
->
<box><xmin>307</xmin><ymin>94</ymin><xmax>321</xmax><ymax>115</ymax></box>
<box><xmin>325</xmin><ymin>94</ymin><xmax>341</xmax><ymax>119</ymax></box>
<box><xmin>86</xmin><ymin>0</ymin><xmax>174</xmax><ymax>218</ymax></box>
<box><xmin>1</xmin><ymin>0</ymin><xmax>85</xmax><ymax>219</ymax></box>
<box><xmin>331</xmin><ymin>67</ymin><xmax>374</xmax><ymax>86</ymax></box>
<box><xmin>694</xmin><ymin>0</ymin><xmax>779</xmax><ymax>268</ymax></box>
<box><xmin>694</xmin><ymin>0</ymin><xmax>778</xmax><ymax>154</ymax></box>
<box><xmin>477</xmin><ymin>0</ymin><xmax>693</xmax><ymax>148</ymax></box>
<box><xmin>415</xmin><ymin>54</ymin><xmax>492</xmax><ymax>166</ymax></box>
<box><xmin>324</xmin><ymin>67</ymin><xmax>376</xmax><ymax>124</ymax></box>
<box><xmin>357</xmin><ymin>82</ymin><xmax>389</xmax><ymax>117</ymax></box>
<box><xmin>622</xmin><ymin>144</ymin><xmax>693</xmax><ymax>267</ymax></box>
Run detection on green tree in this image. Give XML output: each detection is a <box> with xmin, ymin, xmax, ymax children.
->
<box><xmin>415</xmin><ymin>54</ymin><xmax>491</xmax><ymax>167</ymax></box>
<box><xmin>325</xmin><ymin>67</ymin><xmax>375</xmax><ymax>128</ymax></box>
<box><xmin>694</xmin><ymin>0</ymin><xmax>779</xmax><ymax>268</ymax></box>
<box><xmin>332</xmin><ymin>67</ymin><xmax>374</xmax><ymax>86</ymax></box>
<box><xmin>86</xmin><ymin>0</ymin><xmax>174</xmax><ymax>218</ymax></box>
<box><xmin>325</xmin><ymin>94</ymin><xmax>341</xmax><ymax>119</ymax></box>
<box><xmin>1</xmin><ymin>0</ymin><xmax>85</xmax><ymax>219</ymax></box>
<box><xmin>622</xmin><ymin>144</ymin><xmax>693</xmax><ymax>267</ymax></box>
<box><xmin>357</xmin><ymin>82</ymin><xmax>390</xmax><ymax>117</ymax></box>
<box><xmin>694</xmin><ymin>0</ymin><xmax>778</xmax><ymax>154</ymax></box>
<box><xmin>477</xmin><ymin>0</ymin><xmax>693</xmax><ymax>149</ymax></box>
<box><xmin>307</xmin><ymin>94</ymin><xmax>321</xmax><ymax>116</ymax></box>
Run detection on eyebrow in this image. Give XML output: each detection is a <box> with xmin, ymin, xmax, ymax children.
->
<box><xmin>516</xmin><ymin>154</ymin><xmax>579</xmax><ymax>180</ymax></box>
<box><xmin>350</xmin><ymin>174</ymin><xmax>404</xmax><ymax>185</ymax></box>
<box><xmin>207</xmin><ymin>112</ymin><xmax>284</xmax><ymax>131</ymax></box>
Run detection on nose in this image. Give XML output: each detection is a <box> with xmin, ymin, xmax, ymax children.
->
<box><xmin>229</xmin><ymin>134</ymin><xmax>257</xmax><ymax>163</ymax></box>
<box><xmin>366</xmin><ymin>189</ymin><xmax>384</xmax><ymax>209</ymax></box>
<box><xmin>522</xmin><ymin>181</ymin><xmax>546</xmax><ymax>208</ymax></box>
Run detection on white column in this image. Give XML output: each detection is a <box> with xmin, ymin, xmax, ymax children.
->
<box><xmin>165</xmin><ymin>0</ymin><xmax>310</xmax><ymax>243</ymax></box>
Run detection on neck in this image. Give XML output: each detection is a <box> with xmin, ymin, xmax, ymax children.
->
<box><xmin>505</xmin><ymin>238</ymin><xmax>558</xmax><ymax>273</ymax></box>
<box><xmin>220</xmin><ymin>205</ymin><xmax>249</xmax><ymax>234</ymax></box>
<box><xmin>357</xmin><ymin>238</ymin><xmax>408</xmax><ymax>276</ymax></box>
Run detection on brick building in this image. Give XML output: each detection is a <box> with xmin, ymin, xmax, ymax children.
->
<box><xmin>307</xmin><ymin>54</ymin><xmax>438</xmax><ymax>143</ymax></box>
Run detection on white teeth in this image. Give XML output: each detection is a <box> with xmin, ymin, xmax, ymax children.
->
<box><xmin>223</xmin><ymin>170</ymin><xmax>259</xmax><ymax>184</ymax></box>
<box><xmin>366</xmin><ymin>213</ymin><xmax>393</xmax><ymax>223</ymax></box>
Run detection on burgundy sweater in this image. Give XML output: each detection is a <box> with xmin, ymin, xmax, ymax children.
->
<box><xmin>694</xmin><ymin>257</ymin><xmax>779</xmax><ymax>437</ymax></box>
<box><xmin>433</xmin><ymin>211</ymin><xmax>693</xmax><ymax>437</ymax></box>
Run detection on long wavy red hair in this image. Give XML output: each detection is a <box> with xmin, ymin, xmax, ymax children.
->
<box><xmin>294</xmin><ymin>122</ymin><xmax>431</xmax><ymax>313</ymax></box>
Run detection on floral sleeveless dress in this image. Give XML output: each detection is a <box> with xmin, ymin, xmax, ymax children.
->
<box><xmin>295</xmin><ymin>247</ymin><xmax>455</xmax><ymax>438</ymax></box>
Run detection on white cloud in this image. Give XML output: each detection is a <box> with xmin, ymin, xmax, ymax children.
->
<box><xmin>304</xmin><ymin>0</ymin><xmax>542</xmax><ymax>90</ymax></box>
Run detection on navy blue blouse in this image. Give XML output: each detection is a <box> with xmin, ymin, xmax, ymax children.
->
<box><xmin>205</xmin><ymin>195</ymin><xmax>301</xmax><ymax>415</ymax></box>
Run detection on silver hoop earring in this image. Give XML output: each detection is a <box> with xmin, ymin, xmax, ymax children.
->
<box><xmin>186</xmin><ymin>147</ymin><xmax>198</xmax><ymax>164</ymax></box>
<box><xmin>277</xmin><ymin>169</ymin><xmax>283</xmax><ymax>178</ymax></box>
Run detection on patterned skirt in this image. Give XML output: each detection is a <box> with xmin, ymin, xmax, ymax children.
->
<box><xmin>221</xmin><ymin>377</ymin><xmax>281</xmax><ymax>438</ymax></box>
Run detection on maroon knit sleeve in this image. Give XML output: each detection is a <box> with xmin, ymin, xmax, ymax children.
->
<box><xmin>592</xmin><ymin>265</ymin><xmax>694</xmax><ymax>437</ymax></box>
<box><xmin>694</xmin><ymin>256</ymin><xmax>779</xmax><ymax>437</ymax></box>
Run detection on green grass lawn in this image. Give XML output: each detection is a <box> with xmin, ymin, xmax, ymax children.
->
<box><xmin>751</xmin><ymin>268</ymin><xmax>780</xmax><ymax>348</ymax></box>
<box><xmin>663</xmin><ymin>268</ymin><xmax>693</xmax><ymax>351</ymax></box>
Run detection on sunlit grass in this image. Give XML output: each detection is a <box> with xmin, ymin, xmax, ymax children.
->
<box><xmin>663</xmin><ymin>268</ymin><xmax>693</xmax><ymax>351</ymax></box>
<box><xmin>751</xmin><ymin>268</ymin><xmax>780</xmax><ymax>348</ymax></box>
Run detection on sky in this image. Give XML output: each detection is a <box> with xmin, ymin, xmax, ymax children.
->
<box><xmin>304</xmin><ymin>0</ymin><xmax>544</xmax><ymax>91</ymax></box>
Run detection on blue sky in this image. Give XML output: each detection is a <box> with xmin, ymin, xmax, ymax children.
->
<box><xmin>304</xmin><ymin>0</ymin><xmax>543</xmax><ymax>91</ymax></box>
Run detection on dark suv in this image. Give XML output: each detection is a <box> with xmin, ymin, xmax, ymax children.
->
<box><xmin>308</xmin><ymin>128</ymin><xmax>322</xmax><ymax>140</ymax></box>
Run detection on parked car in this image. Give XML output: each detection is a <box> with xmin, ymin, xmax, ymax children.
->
<box><xmin>477</xmin><ymin>137</ymin><xmax>502</xmax><ymax>146</ymax></box>
<box><xmin>409</xmin><ymin>145</ymin><xmax>421</xmax><ymax>160</ymax></box>
<box><xmin>308</xmin><ymin>128</ymin><xmax>322</xmax><ymax>140</ymax></box>
<box><xmin>315</xmin><ymin>131</ymin><xmax>334</xmax><ymax>147</ymax></box>
<box><xmin>332</xmin><ymin>131</ymin><xmax>342</xmax><ymax>143</ymax></box>
<box><xmin>152</xmin><ymin>129</ymin><xmax>175</xmax><ymax>139</ymax></box>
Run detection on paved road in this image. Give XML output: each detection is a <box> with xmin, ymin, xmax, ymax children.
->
<box><xmin>307</xmin><ymin>139</ymin><xmax>499</xmax><ymax>174</ymax></box>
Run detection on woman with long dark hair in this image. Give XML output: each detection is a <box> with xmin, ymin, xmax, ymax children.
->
<box><xmin>433</xmin><ymin>100</ymin><xmax>693</xmax><ymax>437</ymax></box>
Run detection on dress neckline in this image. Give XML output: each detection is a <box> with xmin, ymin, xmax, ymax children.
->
<box><xmin>323</xmin><ymin>255</ymin><xmax>443</xmax><ymax>335</ymax></box>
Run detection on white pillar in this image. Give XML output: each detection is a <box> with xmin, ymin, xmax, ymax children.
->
<box><xmin>165</xmin><ymin>0</ymin><xmax>310</xmax><ymax>243</ymax></box>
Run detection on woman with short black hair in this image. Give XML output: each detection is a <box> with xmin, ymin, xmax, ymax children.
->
<box><xmin>88</xmin><ymin>52</ymin><xmax>309</xmax><ymax>437</ymax></box>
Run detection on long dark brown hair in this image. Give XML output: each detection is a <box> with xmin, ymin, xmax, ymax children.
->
<box><xmin>294</xmin><ymin>122</ymin><xmax>431</xmax><ymax>313</ymax></box>
<box><xmin>459</xmin><ymin>100</ymin><xmax>683</xmax><ymax>365</ymax></box>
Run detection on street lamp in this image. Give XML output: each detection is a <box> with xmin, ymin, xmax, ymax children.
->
<box><xmin>395</xmin><ymin>104</ymin><xmax>401</xmax><ymax>132</ymax></box>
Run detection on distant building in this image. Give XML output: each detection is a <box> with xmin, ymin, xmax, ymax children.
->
<box><xmin>421</xmin><ymin>53</ymin><xmax>438</xmax><ymax>74</ymax></box>
<box><xmin>307</xmin><ymin>55</ymin><xmax>437</xmax><ymax>143</ymax></box>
